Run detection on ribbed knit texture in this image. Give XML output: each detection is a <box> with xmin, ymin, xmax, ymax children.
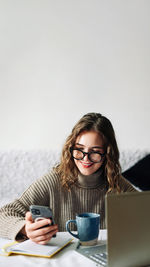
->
<box><xmin>0</xmin><ymin>169</ymin><xmax>136</xmax><ymax>240</ymax></box>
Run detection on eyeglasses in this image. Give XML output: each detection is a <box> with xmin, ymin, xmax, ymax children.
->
<box><xmin>70</xmin><ymin>147</ymin><xmax>105</xmax><ymax>163</ymax></box>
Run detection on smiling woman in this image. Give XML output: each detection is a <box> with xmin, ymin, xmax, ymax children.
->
<box><xmin>0</xmin><ymin>112</ymin><xmax>136</xmax><ymax>244</ymax></box>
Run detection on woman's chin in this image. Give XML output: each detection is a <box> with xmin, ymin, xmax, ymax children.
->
<box><xmin>79</xmin><ymin>167</ymin><xmax>96</xmax><ymax>176</ymax></box>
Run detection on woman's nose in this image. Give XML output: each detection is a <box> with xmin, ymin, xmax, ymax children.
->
<box><xmin>83</xmin><ymin>153</ymin><xmax>89</xmax><ymax>161</ymax></box>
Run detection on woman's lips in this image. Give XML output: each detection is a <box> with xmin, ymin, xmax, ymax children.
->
<box><xmin>80</xmin><ymin>161</ymin><xmax>94</xmax><ymax>168</ymax></box>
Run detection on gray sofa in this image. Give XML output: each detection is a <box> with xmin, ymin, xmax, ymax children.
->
<box><xmin>0</xmin><ymin>149</ymin><xmax>149</xmax><ymax>208</ymax></box>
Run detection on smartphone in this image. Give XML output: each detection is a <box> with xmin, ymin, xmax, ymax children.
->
<box><xmin>29</xmin><ymin>205</ymin><xmax>56</xmax><ymax>237</ymax></box>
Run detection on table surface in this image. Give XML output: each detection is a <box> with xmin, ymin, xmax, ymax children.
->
<box><xmin>0</xmin><ymin>230</ymin><xmax>107</xmax><ymax>267</ymax></box>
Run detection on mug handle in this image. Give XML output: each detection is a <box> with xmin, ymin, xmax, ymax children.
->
<box><xmin>66</xmin><ymin>220</ymin><xmax>79</xmax><ymax>239</ymax></box>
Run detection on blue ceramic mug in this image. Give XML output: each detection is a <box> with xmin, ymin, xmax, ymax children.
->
<box><xmin>66</xmin><ymin>212</ymin><xmax>100</xmax><ymax>246</ymax></box>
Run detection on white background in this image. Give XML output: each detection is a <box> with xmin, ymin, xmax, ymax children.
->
<box><xmin>0</xmin><ymin>0</ymin><xmax>150</xmax><ymax>151</ymax></box>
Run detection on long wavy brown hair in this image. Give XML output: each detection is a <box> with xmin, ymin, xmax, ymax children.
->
<box><xmin>55</xmin><ymin>112</ymin><xmax>121</xmax><ymax>192</ymax></box>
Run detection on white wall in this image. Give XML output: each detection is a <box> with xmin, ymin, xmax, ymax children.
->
<box><xmin>0</xmin><ymin>0</ymin><xmax>150</xmax><ymax>151</ymax></box>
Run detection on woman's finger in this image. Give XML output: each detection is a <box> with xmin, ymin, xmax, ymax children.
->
<box><xmin>27</xmin><ymin>218</ymin><xmax>51</xmax><ymax>231</ymax></box>
<box><xmin>25</xmin><ymin>211</ymin><xmax>33</xmax><ymax>222</ymax></box>
<box><xmin>31</xmin><ymin>228</ymin><xmax>58</xmax><ymax>244</ymax></box>
<box><xmin>29</xmin><ymin>224</ymin><xmax>58</xmax><ymax>238</ymax></box>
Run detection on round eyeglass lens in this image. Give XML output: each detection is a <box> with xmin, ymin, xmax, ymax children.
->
<box><xmin>89</xmin><ymin>152</ymin><xmax>102</xmax><ymax>162</ymax></box>
<box><xmin>72</xmin><ymin>149</ymin><xmax>83</xmax><ymax>159</ymax></box>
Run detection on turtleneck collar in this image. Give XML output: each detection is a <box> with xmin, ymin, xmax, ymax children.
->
<box><xmin>77</xmin><ymin>167</ymin><xmax>105</xmax><ymax>189</ymax></box>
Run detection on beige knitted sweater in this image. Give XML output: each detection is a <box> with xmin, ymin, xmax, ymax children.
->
<box><xmin>0</xmin><ymin>168</ymin><xmax>136</xmax><ymax>240</ymax></box>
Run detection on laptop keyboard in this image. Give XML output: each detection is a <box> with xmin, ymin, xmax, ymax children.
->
<box><xmin>76</xmin><ymin>243</ymin><xmax>107</xmax><ymax>266</ymax></box>
<box><xmin>89</xmin><ymin>252</ymin><xmax>107</xmax><ymax>266</ymax></box>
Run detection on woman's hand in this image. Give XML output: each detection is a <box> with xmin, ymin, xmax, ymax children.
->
<box><xmin>23</xmin><ymin>211</ymin><xmax>58</xmax><ymax>244</ymax></box>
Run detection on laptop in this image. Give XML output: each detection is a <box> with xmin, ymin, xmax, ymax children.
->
<box><xmin>76</xmin><ymin>190</ymin><xmax>150</xmax><ymax>267</ymax></box>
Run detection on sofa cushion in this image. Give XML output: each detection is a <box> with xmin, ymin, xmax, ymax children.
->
<box><xmin>122</xmin><ymin>154</ymin><xmax>150</xmax><ymax>191</ymax></box>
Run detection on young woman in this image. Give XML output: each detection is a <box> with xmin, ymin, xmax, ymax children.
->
<box><xmin>0</xmin><ymin>113</ymin><xmax>136</xmax><ymax>244</ymax></box>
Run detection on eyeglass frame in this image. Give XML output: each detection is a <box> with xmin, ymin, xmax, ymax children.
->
<box><xmin>70</xmin><ymin>147</ymin><xmax>106</xmax><ymax>163</ymax></box>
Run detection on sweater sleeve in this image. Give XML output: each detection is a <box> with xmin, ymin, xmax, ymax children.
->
<box><xmin>0</xmin><ymin>172</ymin><xmax>55</xmax><ymax>240</ymax></box>
<box><xmin>118</xmin><ymin>175</ymin><xmax>138</xmax><ymax>192</ymax></box>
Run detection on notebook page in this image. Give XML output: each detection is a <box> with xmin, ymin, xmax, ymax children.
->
<box><xmin>7</xmin><ymin>233</ymin><xmax>72</xmax><ymax>256</ymax></box>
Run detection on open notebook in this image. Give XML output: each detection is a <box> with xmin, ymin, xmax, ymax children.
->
<box><xmin>2</xmin><ymin>232</ymin><xmax>73</xmax><ymax>258</ymax></box>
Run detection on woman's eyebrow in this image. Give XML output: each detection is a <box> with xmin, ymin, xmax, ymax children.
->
<box><xmin>91</xmin><ymin>146</ymin><xmax>104</xmax><ymax>149</ymax></box>
<box><xmin>75</xmin><ymin>143</ymin><xmax>84</xmax><ymax>146</ymax></box>
<box><xmin>75</xmin><ymin>143</ymin><xmax>104</xmax><ymax>149</ymax></box>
